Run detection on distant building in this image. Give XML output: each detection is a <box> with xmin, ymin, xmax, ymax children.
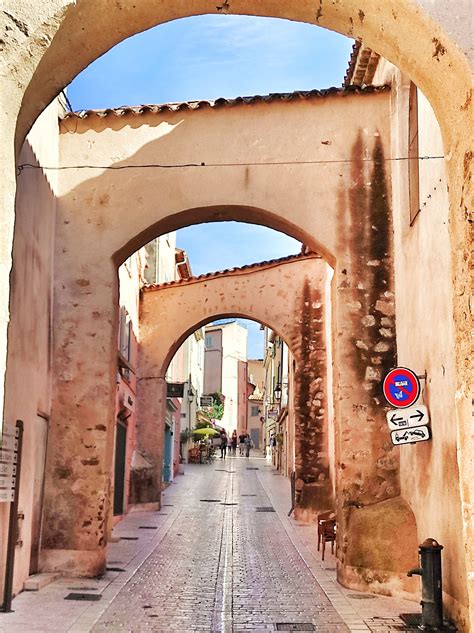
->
<box><xmin>143</xmin><ymin>233</ymin><xmax>177</xmax><ymax>285</ymax></box>
<box><xmin>126</xmin><ymin>237</ymin><xmax>204</xmax><ymax>492</ymax></box>
<box><xmin>114</xmin><ymin>249</ymin><xmax>147</xmax><ymax>520</ymax></box>
<box><xmin>247</xmin><ymin>359</ymin><xmax>265</xmax><ymax>450</ymax></box>
<box><xmin>262</xmin><ymin>329</ymin><xmax>293</xmax><ymax>475</ymax></box>
<box><xmin>203</xmin><ymin>321</ymin><xmax>248</xmax><ymax>434</ymax></box>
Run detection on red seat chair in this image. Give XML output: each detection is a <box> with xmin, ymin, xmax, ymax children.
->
<box><xmin>317</xmin><ymin>510</ymin><xmax>335</xmax><ymax>551</ymax></box>
<box><xmin>320</xmin><ymin>519</ymin><xmax>336</xmax><ymax>561</ymax></box>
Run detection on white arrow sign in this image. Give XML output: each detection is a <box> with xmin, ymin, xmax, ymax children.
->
<box><xmin>391</xmin><ymin>425</ymin><xmax>430</xmax><ymax>446</ymax></box>
<box><xmin>386</xmin><ymin>405</ymin><xmax>429</xmax><ymax>431</ymax></box>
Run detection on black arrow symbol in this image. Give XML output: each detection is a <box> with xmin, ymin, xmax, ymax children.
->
<box><xmin>390</xmin><ymin>414</ymin><xmax>404</xmax><ymax>425</ymax></box>
<box><xmin>409</xmin><ymin>409</ymin><xmax>424</xmax><ymax>423</ymax></box>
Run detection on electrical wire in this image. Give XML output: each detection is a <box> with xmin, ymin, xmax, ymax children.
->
<box><xmin>16</xmin><ymin>154</ymin><xmax>445</xmax><ymax>176</ymax></box>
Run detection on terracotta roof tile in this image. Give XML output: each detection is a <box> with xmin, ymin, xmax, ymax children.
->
<box><xmin>142</xmin><ymin>252</ymin><xmax>320</xmax><ymax>292</ymax></box>
<box><xmin>344</xmin><ymin>42</ymin><xmax>380</xmax><ymax>87</ymax></box>
<box><xmin>63</xmin><ymin>85</ymin><xmax>389</xmax><ymax>120</ymax></box>
<box><xmin>344</xmin><ymin>41</ymin><xmax>363</xmax><ymax>86</ymax></box>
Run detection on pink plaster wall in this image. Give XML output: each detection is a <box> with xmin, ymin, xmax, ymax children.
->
<box><xmin>1</xmin><ymin>101</ymin><xmax>60</xmax><ymax>595</ymax></box>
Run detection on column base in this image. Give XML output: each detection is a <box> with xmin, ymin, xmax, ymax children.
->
<box><xmin>294</xmin><ymin>480</ymin><xmax>333</xmax><ymax>523</ymax></box>
<box><xmin>338</xmin><ymin>496</ymin><xmax>419</xmax><ymax>598</ymax></box>
<box><xmin>337</xmin><ymin>561</ymin><xmax>420</xmax><ymax>599</ymax></box>
<box><xmin>129</xmin><ymin>501</ymin><xmax>160</xmax><ymax>513</ymax></box>
<box><xmin>40</xmin><ymin>548</ymin><xmax>106</xmax><ymax>577</ymax></box>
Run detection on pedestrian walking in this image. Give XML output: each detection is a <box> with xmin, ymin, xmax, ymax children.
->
<box><xmin>244</xmin><ymin>433</ymin><xmax>252</xmax><ymax>458</ymax></box>
<box><xmin>239</xmin><ymin>432</ymin><xmax>245</xmax><ymax>455</ymax></box>
<box><xmin>220</xmin><ymin>431</ymin><xmax>228</xmax><ymax>459</ymax></box>
<box><xmin>231</xmin><ymin>430</ymin><xmax>238</xmax><ymax>456</ymax></box>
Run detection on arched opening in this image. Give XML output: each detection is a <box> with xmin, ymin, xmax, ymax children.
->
<box><xmin>129</xmin><ymin>240</ymin><xmax>335</xmax><ymax>523</ymax></box>
<box><xmin>1</xmin><ymin>4</ymin><xmax>472</xmax><ymax>628</ymax></box>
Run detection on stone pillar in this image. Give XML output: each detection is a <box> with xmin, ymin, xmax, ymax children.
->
<box><xmin>132</xmin><ymin>376</ymin><xmax>167</xmax><ymax>508</ymax></box>
<box><xmin>40</xmin><ymin>258</ymin><xmax>118</xmax><ymax>576</ymax></box>
<box><xmin>291</xmin><ymin>279</ymin><xmax>333</xmax><ymax>523</ymax></box>
<box><xmin>334</xmin><ymin>132</ymin><xmax>418</xmax><ymax>592</ymax></box>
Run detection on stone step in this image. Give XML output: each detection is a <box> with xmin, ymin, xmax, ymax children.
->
<box><xmin>24</xmin><ymin>572</ymin><xmax>60</xmax><ymax>592</ymax></box>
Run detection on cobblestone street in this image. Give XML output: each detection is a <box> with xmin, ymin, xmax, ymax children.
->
<box><xmin>1</xmin><ymin>458</ymin><xmax>419</xmax><ymax>632</ymax></box>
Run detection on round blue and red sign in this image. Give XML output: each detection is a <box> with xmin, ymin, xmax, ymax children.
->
<box><xmin>383</xmin><ymin>367</ymin><xmax>421</xmax><ymax>409</ymax></box>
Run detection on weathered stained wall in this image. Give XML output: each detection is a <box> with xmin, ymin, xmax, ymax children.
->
<box><xmin>291</xmin><ymin>278</ymin><xmax>332</xmax><ymax>521</ymax></box>
<box><xmin>376</xmin><ymin>62</ymin><xmax>471</xmax><ymax>628</ymax></box>
<box><xmin>1</xmin><ymin>101</ymin><xmax>60</xmax><ymax>596</ymax></box>
<box><xmin>332</xmin><ymin>125</ymin><xmax>420</xmax><ymax>597</ymax></box>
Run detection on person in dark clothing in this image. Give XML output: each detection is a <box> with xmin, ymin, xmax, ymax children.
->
<box><xmin>239</xmin><ymin>433</ymin><xmax>246</xmax><ymax>455</ymax></box>
<box><xmin>220</xmin><ymin>431</ymin><xmax>228</xmax><ymax>459</ymax></box>
<box><xmin>231</xmin><ymin>430</ymin><xmax>238</xmax><ymax>456</ymax></box>
<box><xmin>244</xmin><ymin>434</ymin><xmax>252</xmax><ymax>458</ymax></box>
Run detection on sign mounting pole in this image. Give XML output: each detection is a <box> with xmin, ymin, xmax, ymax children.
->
<box><xmin>2</xmin><ymin>420</ymin><xmax>24</xmax><ymax>613</ymax></box>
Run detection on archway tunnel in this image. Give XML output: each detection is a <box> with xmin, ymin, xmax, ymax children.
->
<box><xmin>0</xmin><ymin>5</ymin><xmax>472</xmax><ymax>629</ymax></box>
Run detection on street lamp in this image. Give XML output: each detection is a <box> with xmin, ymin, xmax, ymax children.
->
<box><xmin>273</xmin><ymin>383</ymin><xmax>282</xmax><ymax>402</ymax></box>
<box><xmin>187</xmin><ymin>386</ymin><xmax>195</xmax><ymax>403</ymax></box>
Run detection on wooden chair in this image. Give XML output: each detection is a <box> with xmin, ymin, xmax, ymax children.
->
<box><xmin>317</xmin><ymin>510</ymin><xmax>335</xmax><ymax>551</ymax></box>
<box><xmin>321</xmin><ymin>518</ymin><xmax>336</xmax><ymax>561</ymax></box>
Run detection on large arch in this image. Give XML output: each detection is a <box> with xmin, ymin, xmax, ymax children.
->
<box><xmin>39</xmin><ymin>90</ymin><xmax>400</xmax><ymax>589</ymax></box>
<box><xmin>134</xmin><ymin>254</ymin><xmax>417</xmax><ymax>594</ymax></box>
<box><xmin>1</xmin><ymin>4</ymin><xmax>471</xmax><ymax>428</ymax></box>
<box><xmin>0</xmin><ymin>2</ymin><xmax>471</xmax><ymax>627</ymax></box>
<box><xmin>136</xmin><ymin>254</ymin><xmax>334</xmax><ymax>519</ymax></box>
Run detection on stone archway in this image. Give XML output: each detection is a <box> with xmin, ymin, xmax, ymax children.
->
<box><xmin>1</xmin><ymin>5</ymin><xmax>471</xmax><ymax>437</ymax></box>
<box><xmin>135</xmin><ymin>254</ymin><xmax>334</xmax><ymax>525</ymax></box>
<box><xmin>0</xmin><ymin>1</ymin><xmax>471</xmax><ymax>625</ymax></box>
<box><xmin>37</xmin><ymin>91</ymin><xmax>403</xmax><ymax>595</ymax></box>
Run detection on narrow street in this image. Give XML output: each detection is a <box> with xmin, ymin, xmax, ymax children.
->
<box><xmin>2</xmin><ymin>457</ymin><xmax>418</xmax><ymax>633</ymax></box>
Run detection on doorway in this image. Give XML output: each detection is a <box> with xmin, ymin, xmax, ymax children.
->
<box><xmin>113</xmin><ymin>420</ymin><xmax>127</xmax><ymax>516</ymax></box>
<box><xmin>250</xmin><ymin>428</ymin><xmax>260</xmax><ymax>450</ymax></box>
<box><xmin>163</xmin><ymin>423</ymin><xmax>172</xmax><ymax>483</ymax></box>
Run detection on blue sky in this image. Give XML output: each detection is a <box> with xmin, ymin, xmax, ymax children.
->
<box><xmin>68</xmin><ymin>16</ymin><xmax>352</xmax><ymax>109</ymax></box>
<box><xmin>69</xmin><ymin>15</ymin><xmax>352</xmax><ymax>356</ymax></box>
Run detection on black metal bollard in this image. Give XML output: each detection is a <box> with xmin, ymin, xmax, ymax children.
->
<box><xmin>407</xmin><ymin>538</ymin><xmax>444</xmax><ymax>629</ymax></box>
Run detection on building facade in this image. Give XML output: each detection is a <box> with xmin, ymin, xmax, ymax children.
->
<box><xmin>204</xmin><ymin>321</ymin><xmax>248</xmax><ymax>435</ymax></box>
<box><xmin>247</xmin><ymin>359</ymin><xmax>265</xmax><ymax>450</ymax></box>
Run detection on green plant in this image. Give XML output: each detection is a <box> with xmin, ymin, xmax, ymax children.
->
<box><xmin>199</xmin><ymin>392</ymin><xmax>225</xmax><ymax>422</ymax></box>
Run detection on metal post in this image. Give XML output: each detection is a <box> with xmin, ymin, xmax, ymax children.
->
<box><xmin>2</xmin><ymin>420</ymin><xmax>24</xmax><ymax>613</ymax></box>
<box><xmin>407</xmin><ymin>537</ymin><xmax>444</xmax><ymax>629</ymax></box>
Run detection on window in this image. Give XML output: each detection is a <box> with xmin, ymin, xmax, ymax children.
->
<box><xmin>251</xmin><ymin>406</ymin><xmax>260</xmax><ymax>417</ymax></box>
<box><xmin>205</xmin><ymin>335</ymin><xmax>213</xmax><ymax>348</ymax></box>
<box><xmin>408</xmin><ymin>82</ymin><xmax>420</xmax><ymax>225</ymax></box>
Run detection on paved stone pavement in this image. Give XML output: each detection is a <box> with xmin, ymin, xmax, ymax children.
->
<box><xmin>0</xmin><ymin>456</ymin><xmax>421</xmax><ymax>632</ymax></box>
